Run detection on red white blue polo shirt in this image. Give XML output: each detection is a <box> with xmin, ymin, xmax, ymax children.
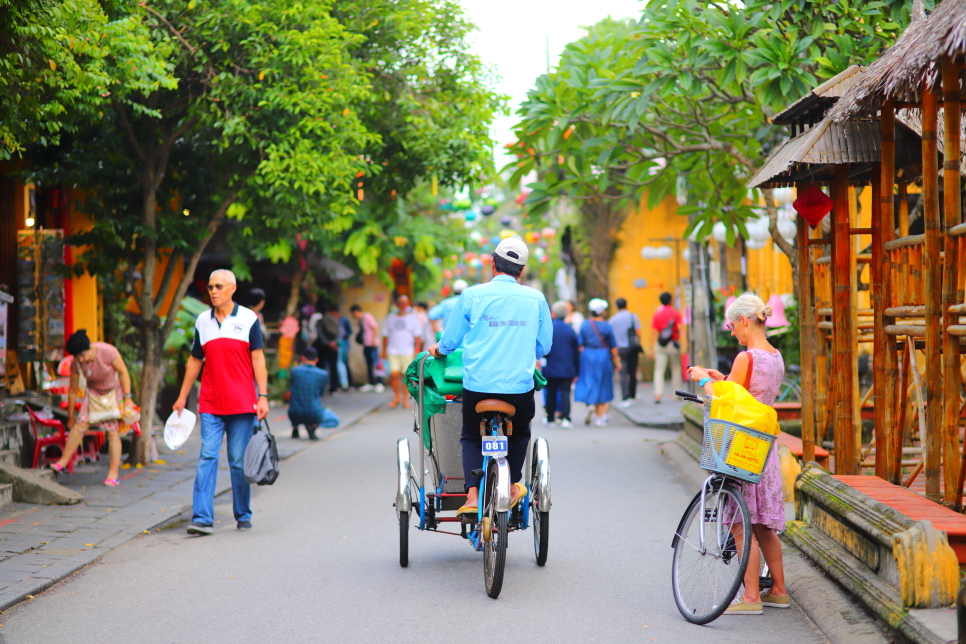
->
<box><xmin>190</xmin><ymin>303</ymin><xmax>264</xmax><ymax>415</ymax></box>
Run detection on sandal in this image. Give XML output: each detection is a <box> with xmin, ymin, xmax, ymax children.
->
<box><xmin>510</xmin><ymin>483</ymin><xmax>528</xmax><ymax>508</ymax></box>
<box><xmin>50</xmin><ymin>463</ymin><xmax>67</xmax><ymax>474</ymax></box>
<box><xmin>103</xmin><ymin>478</ymin><xmax>120</xmax><ymax>487</ymax></box>
<box><xmin>388</xmin><ymin>400</ymin><xmax>399</xmax><ymax>409</ymax></box>
<box><xmin>456</xmin><ymin>504</ymin><xmax>478</xmax><ymax>522</ymax></box>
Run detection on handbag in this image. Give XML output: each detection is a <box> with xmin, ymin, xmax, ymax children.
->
<box><xmin>627</xmin><ymin>316</ymin><xmax>643</xmax><ymax>353</ymax></box>
<box><xmin>244</xmin><ymin>419</ymin><xmax>280</xmax><ymax>486</ymax></box>
<box><xmin>87</xmin><ymin>378</ymin><xmax>122</xmax><ymax>424</ymax></box>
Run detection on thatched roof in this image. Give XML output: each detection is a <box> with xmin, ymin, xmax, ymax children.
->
<box><xmin>829</xmin><ymin>0</ymin><xmax>966</xmax><ymax>121</ymax></box>
<box><xmin>773</xmin><ymin>66</ymin><xmax>866</xmax><ymax>128</ymax></box>
<box><xmin>748</xmin><ymin>115</ymin><xmax>925</xmax><ymax>188</ymax></box>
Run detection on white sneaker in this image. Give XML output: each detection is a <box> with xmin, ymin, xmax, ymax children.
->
<box><xmin>374</xmin><ymin>383</ymin><xmax>385</xmax><ymax>393</ymax></box>
<box><xmin>618</xmin><ymin>399</ymin><xmax>633</xmax><ymax>408</ymax></box>
<box><xmin>585</xmin><ymin>408</ymin><xmax>595</xmax><ymax>425</ymax></box>
<box><xmin>560</xmin><ymin>419</ymin><xmax>572</xmax><ymax>428</ymax></box>
<box><xmin>594</xmin><ymin>416</ymin><xmax>608</xmax><ymax>427</ymax></box>
<box><xmin>541</xmin><ymin>417</ymin><xmax>551</xmax><ymax>426</ymax></box>
<box><xmin>359</xmin><ymin>384</ymin><xmax>374</xmax><ymax>392</ymax></box>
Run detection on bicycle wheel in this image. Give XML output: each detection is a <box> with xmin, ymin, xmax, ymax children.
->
<box><xmin>530</xmin><ymin>442</ymin><xmax>550</xmax><ymax>566</ymax></box>
<box><xmin>671</xmin><ymin>479</ymin><xmax>751</xmax><ymax>624</ymax></box>
<box><xmin>399</xmin><ymin>510</ymin><xmax>409</xmax><ymax>568</ymax></box>
<box><xmin>483</xmin><ymin>466</ymin><xmax>508</xmax><ymax>598</ymax></box>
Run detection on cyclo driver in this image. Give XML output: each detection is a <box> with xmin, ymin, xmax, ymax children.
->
<box><xmin>429</xmin><ymin>237</ymin><xmax>553</xmax><ymax>520</ymax></box>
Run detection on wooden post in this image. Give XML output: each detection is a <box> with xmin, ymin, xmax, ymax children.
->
<box><xmin>798</xmin><ymin>216</ymin><xmax>816</xmax><ymax>464</ymax></box>
<box><xmin>850</xmin><ymin>188</ymin><xmax>861</xmax><ymax>459</ymax></box>
<box><xmin>871</xmin><ymin>165</ymin><xmax>890</xmax><ymax>479</ymax></box>
<box><xmin>832</xmin><ymin>164</ymin><xmax>857</xmax><ymax>474</ymax></box>
<box><xmin>899</xmin><ymin>183</ymin><xmax>910</xmax><ymax>237</ymax></box>
<box><xmin>880</xmin><ymin>102</ymin><xmax>900</xmax><ymax>483</ymax></box>
<box><xmin>921</xmin><ymin>79</ymin><xmax>943</xmax><ymax>501</ymax></box>
<box><xmin>942</xmin><ymin>59</ymin><xmax>963</xmax><ymax>504</ymax></box>
<box><xmin>814</xmin><ymin>225</ymin><xmax>829</xmax><ymax>448</ymax></box>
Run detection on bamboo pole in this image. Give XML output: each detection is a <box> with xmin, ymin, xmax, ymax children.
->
<box><xmin>832</xmin><ymin>164</ymin><xmax>857</xmax><ymax>474</ymax></box>
<box><xmin>941</xmin><ymin>58</ymin><xmax>963</xmax><ymax>504</ymax></box>
<box><xmin>872</xmin><ymin>165</ymin><xmax>891</xmax><ymax>479</ymax></box>
<box><xmin>850</xmin><ymin>186</ymin><xmax>862</xmax><ymax>462</ymax></box>
<box><xmin>898</xmin><ymin>183</ymin><xmax>910</xmax><ymax>237</ymax></box>
<box><xmin>880</xmin><ymin>102</ymin><xmax>900</xmax><ymax>483</ymax></box>
<box><xmin>798</xmin><ymin>216</ymin><xmax>816</xmax><ymax>464</ymax></box>
<box><xmin>921</xmin><ymin>79</ymin><xmax>943</xmax><ymax>501</ymax></box>
<box><xmin>893</xmin><ymin>338</ymin><xmax>911</xmax><ymax>482</ymax></box>
<box><xmin>814</xmin><ymin>225</ymin><xmax>830</xmax><ymax>445</ymax></box>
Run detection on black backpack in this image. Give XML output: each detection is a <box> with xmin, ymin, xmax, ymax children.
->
<box><xmin>657</xmin><ymin>315</ymin><xmax>676</xmax><ymax>347</ymax></box>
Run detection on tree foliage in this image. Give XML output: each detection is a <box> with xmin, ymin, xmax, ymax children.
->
<box><xmin>508</xmin><ymin>0</ymin><xmax>926</xmax><ymax>265</ymax></box>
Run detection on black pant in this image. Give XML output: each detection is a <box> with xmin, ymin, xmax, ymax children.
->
<box><xmin>618</xmin><ymin>347</ymin><xmax>640</xmax><ymax>400</ymax></box>
<box><xmin>544</xmin><ymin>377</ymin><xmax>573</xmax><ymax>421</ymax></box>
<box><xmin>363</xmin><ymin>346</ymin><xmax>381</xmax><ymax>385</ymax></box>
<box><xmin>314</xmin><ymin>340</ymin><xmax>340</xmax><ymax>392</ymax></box>
<box><xmin>460</xmin><ymin>389</ymin><xmax>534</xmax><ymax>491</ymax></box>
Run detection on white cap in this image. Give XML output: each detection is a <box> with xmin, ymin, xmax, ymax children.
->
<box><xmin>494</xmin><ymin>237</ymin><xmax>529</xmax><ymax>265</ymax></box>
<box><xmin>452</xmin><ymin>279</ymin><xmax>468</xmax><ymax>294</ymax></box>
<box><xmin>588</xmin><ymin>298</ymin><xmax>608</xmax><ymax>314</ymax></box>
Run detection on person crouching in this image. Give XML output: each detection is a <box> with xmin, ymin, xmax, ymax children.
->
<box><xmin>288</xmin><ymin>347</ymin><xmax>339</xmax><ymax>440</ymax></box>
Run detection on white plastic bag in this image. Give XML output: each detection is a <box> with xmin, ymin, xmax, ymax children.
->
<box><xmin>164</xmin><ymin>408</ymin><xmax>196</xmax><ymax>450</ymax></box>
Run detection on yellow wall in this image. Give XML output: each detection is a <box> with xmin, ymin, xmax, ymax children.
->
<box><xmin>341</xmin><ymin>273</ymin><xmax>393</xmax><ymax>385</ymax></box>
<box><xmin>68</xmin><ymin>196</ymin><xmax>102</xmax><ymax>342</ymax></box>
<box><xmin>609</xmin><ymin>194</ymin><xmax>691</xmax><ymax>350</ymax></box>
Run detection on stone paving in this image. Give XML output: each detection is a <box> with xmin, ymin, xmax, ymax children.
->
<box><xmin>608</xmin><ymin>381</ymin><xmax>688</xmax><ymax>429</ymax></box>
<box><xmin>0</xmin><ymin>389</ymin><xmax>391</xmax><ymax>611</ymax></box>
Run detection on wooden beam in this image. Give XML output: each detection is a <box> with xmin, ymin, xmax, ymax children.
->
<box><xmin>941</xmin><ymin>58</ymin><xmax>963</xmax><ymax>505</ymax></box>
<box><xmin>880</xmin><ymin>101</ymin><xmax>899</xmax><ymax>484</ymax></box>
<box><xmin>798</xmin><ymin>216</ymin><xmax>817</xmax><ymax>465</ymax></box>
<box><xmin>832</xmin><ymin>164</ymin><xmax>857</xmax><ymax>475</ymax></box>
<box><xmin>898</xmin><ymin>183</ymin><xmax>910</xmax><ymax>237</ymax></box>
<box><xmin>921</xmin><ymin>79</ymin><xmax>943</xmax><ymax>501</ymax></box>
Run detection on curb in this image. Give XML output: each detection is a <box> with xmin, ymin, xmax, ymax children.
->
<box><xmin>0</xmin><ymin>397</ymin><xmax>387</xmax><ymax>614</ymax></box>
<box><xmin>612</xmin><ymin>407</ymin><xmax>684</xmax><ymax>430</ymax></box>
<box><xmin>659</xmin><ymin>433</ymin><xmax>891</xmax><ymax>644</ymax></box>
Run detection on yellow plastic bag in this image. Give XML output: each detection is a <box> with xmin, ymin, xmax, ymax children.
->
<box><xmin>709</xmin><ymin>380</ymin><xmax>779</xmax><ymax>437</ymax></box>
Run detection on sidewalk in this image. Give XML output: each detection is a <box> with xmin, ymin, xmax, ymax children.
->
<box><xmin>0</xmin><ymin>389</ymin><xmax>391</xmax><ymax>611</ymax></box>
<box><xmin>610</xmin><ymin>381</ymin><xmax>687</xmax><ymax>429</ymax></box>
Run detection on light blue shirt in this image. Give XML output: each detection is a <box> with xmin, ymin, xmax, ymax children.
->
<box><xmin>428</xmin><ymin>295</ymin><xmax>460</xmax><ymax>329</ymax></box>
<box><xmin>438</xmin><ymin>275</ymin><xmax>553</xmax><ymax>394</ymax></box>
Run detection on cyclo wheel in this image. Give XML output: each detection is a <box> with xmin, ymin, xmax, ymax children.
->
<box><xmin>399</xmin><ymin>510</ymin><xmax>409</xmax><ymax>568</ymax></box>
<box><xmin>483</xmin><ymin>462</ymin><xmax>508</xmax><ymax>598</ymax></box>
<box><xmin>530</xmin><ymin>441</ymin><xmax>549</xmax><ymax>566</ymax></box>
<box><xmin>671</xmin><ymin>478</ymin><xmax>751</xmax><ymax>624</ymax></box>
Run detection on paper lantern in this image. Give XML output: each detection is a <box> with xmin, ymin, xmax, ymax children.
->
<box><xmin>641</xmin><ymin>246</ymin><xmax>657</xmax><ymax>260</ymax></box>
<box><xmin>539</xmin><ymin>254</ymin><xmax>549</xmax><ymax>263</ymax></box>
<box><xmin>465</xmin><ymin>211</ymin><xmax>478</xmax><ymax>221</ymax></box>
<box><xmin>443</xmin><ymin>269</ymin><xmax>453</xmax><ymax>280</ymax></box>
<box><xmin>481</xmin><ymin>254</ymin><xmax>492</xmax><ymax>264</ymax></box>
<box><xmin>464</xmin><ymin>252</ymin><xmax>476</xmax><ymax>261</ymax></box>
<box><xmin>469</xmin><ymin>258</ymin><xmax>482</xmax><ymax>268</ymax></box>
<box><xmin>793</xmin><ymin>185</ymin><xmax>833</xmax><ymax>228</ymax></box>
<box><xmin>500</xmin><ymin>216</ymin><xmax>513</xmax><ymax>226</ymax></box>
<box><xmin>682</xmin><ymin>248</ymin><xmax>691</xmax><ymax>262</ymax></box>
<box><xmin>525</xmin><ymin>231</ymin><xmax>538</xmax><ymax>244</ymax></box>
<box><xmin>480</xmin><ymin>205</ymin><xmax>496</xmax><ymax>216</ymax></box>
<box><xmin>721</xmin><ymin>295</ymin><xmax>737</xmax><ymax>330</ymax></box>
<box><xmin>515</xmin><ymin>193</ymin><xmax>526</xmax><ymax>205</ymax></box>
<box><xmin>499</xmin><ymin>229</ymin><xmax>517</xmax><ymax>239</ymax></box>
<box><xmin>712</xmin><ymin>221</ymin><xmax>728</xmax><ymax>244</ymax></box>
<box><xmin>772</xmin><ymin>187</ymin><xmax>795</xmax><ymax>204</ymax></box>
<box><xmin>491</xmin><ymin>235</ymin><xmax>502</xmax><ymax>246</ymax></box>
<box><xmin>469</xmin><ymin>230</ymin><xmax>483</xmax><ymax>242</ymax></box>
<box><xmin>777</xmin><ymin>218</ymin><xmax>797</xmax><ymax>243</ymax></box>
<box><xmin>765</xmin><ymin>294</ymin><xmax>790</xmax><ymax>328</ymax></box>
<box><xmin>656</xmin><ymin>245</ymin><xmax>673</xmax><ymax>260</ymax></box>
<box><xmin>541</xmin><ymin>227</ymin><xmax>556</xmax><ymax>240</ymax></box>
<box><xmin>747</xmin><ymin>217</ymin><xmax>771</xmax><ymax>242</ymax></box>
<box><xmin>534</xmin><ymin>247</ymin><xmax>546</xmax><ymax>258</ymax></box>
<box><xmin>745</xmin><ymin>238</ymin><xmax>767</xmax><ymax>250</ymax></box>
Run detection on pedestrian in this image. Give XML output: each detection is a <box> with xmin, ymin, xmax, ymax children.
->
<box><xmin>413</xmin><ymin>301</ymin><xmax>437</xmax><ymax>350</ymax></box>
<box><xmin>542</xmin><ymin>300</ymin><xmax>579</xmax><ymax>428</ymax></box>
<box><xmin>52</xmin><ymin>329</ymin><xmax>136</xmax><ymax>486</ymax></box>
<box><xmin>687</xmin><ymin>293</ymin><xmax>788</xmax><ymax>615</ymax></box>
<box><xmin>381</xmin><ymin>294</ymin><xmax>423</xmax><ymax>409</ymax></box>
<box><xmin>248</xmin><ymin>288</ymin><xmax>267</xmax><ymax>339</ymax></box>
<box><xmin>427</xmin><ymin>237</ymin><xmax>553</xmax><ymax>519</ymax></box>
<box><xmin>172</xmin><ymin>269</ymin><xmax>269</xmax><ymax>535</ymax></box>
<box><xmin>313</xmin><ymin>303</ymin><xmax>342</xmax><ymax>394</ymax></box>
<box><xmin>609</xmin><ymin>297</ymin><xmax>642</xmax><ymax>407</ymax></box>
<box><xmin>350</xmin><ymin>304</ymin><xmax>384</xmax><ymax>392</ymax></box>
<box><xmin>338</xmin><ymin>308</ymin><xmax>354</xmax><ymax>389</ymax></box>
<box><xmin>428</xmin><ymin>279</ymin><xmax>468</xmax><ymax>331</ymax></box>
<box><xmin>564</xmin><ymin>300</ymin><xmax>584</xmax><ymax>335</ymax></box>
<box><xmin>574</xmin><ymin>298</ymin><xmax>620</xmax><ymax>426</ymax></box>
<box><xmin>287</xmin><ymin>347</ymin><xmax>339</xmax><ymax>440</ymax></box>
<box><xmin>651</xmin><ymin>292</ymin><xmax>683</xmax><ymax>403</ymax></box>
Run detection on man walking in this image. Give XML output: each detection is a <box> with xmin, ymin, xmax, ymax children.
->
<box><xmin>542</xmin><ymin>300</ymin><xmax>579</xmax><ymax>427</ymax></box>
<box><xmin>381</xmin><ymin>295</ymin><xmax>423</xmax><ymax>409</ymax></box>
<box><xmin>651</xmin><ymin>292</ymin><xmax>683</xmax><ymax>403</ymax></box>
<box><xmin>428</xmin><ymin>279</ymin><xmax>468</xmax><ymax>331</ymax></box>
<box><xmin>429</xmin><ymin>237</ymin><xmax>552</xmax><ymax>519</ymax></box>
<box><xmin>351</xmin><ymin>304</ymin><xmax>383</xmax><ymax>392</ymax></box>
<box><xmin>173</xmin><ymin>269</ymin><xmax>269</xmax><ymax>535</ymax></box>
<box><xmin>609</xmin><ymin>297</ymin><xmax>642</xmax><ymax>407</ymax></box>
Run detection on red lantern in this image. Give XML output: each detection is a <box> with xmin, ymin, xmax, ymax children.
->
<box><xmin>793</xmin><ymin>185</ymin><xmax>833</xmax><ymax>228</ymax></box>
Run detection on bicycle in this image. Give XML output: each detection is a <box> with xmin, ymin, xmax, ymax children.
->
<box><xmin>670</xmin><ymin>389</ymin><xmax>777</xmax><ymax>624</ymax></box>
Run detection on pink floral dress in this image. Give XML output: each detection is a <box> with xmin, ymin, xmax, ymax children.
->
<box><xmin>740</xmin><ymin>348</ymin><xmax>785</xmax><ymax>531</ymax></box>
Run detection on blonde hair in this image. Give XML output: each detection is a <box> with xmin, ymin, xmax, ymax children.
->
<box><xmin>726</xmin><ymin>293</ymin><xmax>772</xmax><ymax>325</ymax></box>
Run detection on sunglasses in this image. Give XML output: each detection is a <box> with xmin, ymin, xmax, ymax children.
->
<box><xmin>207</xmin><ymin>283</ymin><xmax>231</xmax><ymax>291</ymax></box>
<box><xmin>726</xmin><ymin>316</ymin><xmax>746</xmax><ymax>332</ymax></box>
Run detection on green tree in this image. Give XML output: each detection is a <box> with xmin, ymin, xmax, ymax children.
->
<box><xmin>509</xmin><ymin>1</ymin><xmax>925</xmax><ymax>287</ymax></box>
<box><xmin>29</xmin><ymin>0</ymin><xmax>372</xmax><ymax>459</ymax></box>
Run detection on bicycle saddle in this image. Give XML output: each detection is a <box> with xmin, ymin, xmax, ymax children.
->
<box><xmin>475</xmin><ymin>399</ymin><xmax>516</xmax><ymax>416</ymax></box>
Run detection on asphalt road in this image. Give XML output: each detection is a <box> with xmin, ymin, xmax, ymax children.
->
<box><xmin>0</xmin><ymin>404</ymin><xmax>828</xmax><ymax>644</ymax></box>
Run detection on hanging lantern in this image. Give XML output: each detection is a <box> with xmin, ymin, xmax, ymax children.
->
<box><xmin>525</xmin><ymin>231</ymin><xmax>539</xmax><ymax>244</ymax></box>
<box><xmin>682</xmin><ymin>248</ymin><xmax>691</xmax><ymax>262</ymax></box>
<box><xmin>480</xmin><ymin>204</ymin><xmax>496</xmax><ymax>216</ymax></box>
<box><xmin>641</xmin><ymin>246</ymin><xmax>657</xmax><ymax>260</ymax></box>
<box><xmin>515</xmin><ymin>193</ymin><xmax>527</xmax><ymax>205</ymax></box>
<box><xmin>443</xmin><ymin>269</ymin><xmax>453</xmax><ymax>280</ymax></box>
<box><xmin>541</xmin><ymin>227</ymin><xmax>556</xmax><ymax>240</ymax></box>
<box><xmin>712</xmin><ymin>221</ymin><xmax>728</xmax><ymax>244</ymax></box>
<box><xmin>491</xmin><ymin>235</ymin><xmax>502</xmax><ymax>246</ymax></box>
<box><xmin>777</xmin><ymin>218</ymin><xmax>797</xmax><ymax>243</ymax></box>
<box><xmin>481</xmin><ymin>254</ymin><xmax>492</xmax><ymax>264</ymax></box>
<box><xmin>465</xmin><ymin>211</ymin><xmax>478</xmax><ymax>221</ymax></box>
<box><xmin>793</xmin><ymin>185</ymin><xmax>833</xmax><ymax>228</ymax></box>
<box><xmin>748</xmin><ymin>217</ymin><xmax>771</xmax><ymax>242</ymax></box>
<box><xmin>499</xmin><ymin>229</ymin><xmax>517</xmax><ymax>239</ymax></box>
<box><xmin>500</xmin><ymin>215</ymin><xmax>513</xmax><ymax>226</ymax></box>
<box><xmin>656</xmin><ymin>245</ymin><xmax>673</xmax><ymax>260</ymax></box>
<box><xmin>745</xmin><ymin>238</ymin><xmax>767</xmax><ymax>250</ymax></box>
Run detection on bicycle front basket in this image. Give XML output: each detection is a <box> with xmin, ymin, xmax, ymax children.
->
<box><xmin>700</xmin><ymin>418</ymin><xmax>777</xmax><ymax>484</ymax></box>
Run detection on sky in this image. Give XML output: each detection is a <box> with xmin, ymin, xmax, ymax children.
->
<box><xmin>459</xmin><ymin>0</ymin><xmax>643</xmax><ymax>167</ymax></box>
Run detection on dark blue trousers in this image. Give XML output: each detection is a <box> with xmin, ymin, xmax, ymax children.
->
<box><xmin>460</xmin><ymin>389</ymin><xmax>534</xmax><ymax>491</ymax></box>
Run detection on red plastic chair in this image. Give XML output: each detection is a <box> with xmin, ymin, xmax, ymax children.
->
<box><xmin>26</xmin><ymin>408</ymin><xmax>78</xmax><ymax>473</ymax></box>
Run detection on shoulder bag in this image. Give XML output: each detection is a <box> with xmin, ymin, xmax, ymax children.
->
<box><xmin>627</xmin><ymin>315</ymin><xmax>643</xmax><ymax>353</ymax></box>
<box><xmin>244</xmin><ymin>419</ymin><xmax>280</xmax><ymax>486</ymax></box>
<box><xmin>87</xmin><ymin>373</ymin><xmax>121</xmax><ymax>424</ymax></box>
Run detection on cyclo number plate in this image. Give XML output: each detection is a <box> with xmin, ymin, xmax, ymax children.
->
<box><xmin>482</xmin><ymin>436</ymin><xmax>508</xmax><ymax>457</ymax></box>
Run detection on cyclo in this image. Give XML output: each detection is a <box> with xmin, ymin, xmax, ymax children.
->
<box><xmin>395</xmin><ymin>350</ymin><xmax>551</xmax><ymax>598</ymax></box>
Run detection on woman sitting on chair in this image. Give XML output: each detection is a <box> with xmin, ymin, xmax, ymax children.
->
<box><xmin>51</xmin><ymin>329</ymin><xmax>136</xmax><ymax>487</ymax></box>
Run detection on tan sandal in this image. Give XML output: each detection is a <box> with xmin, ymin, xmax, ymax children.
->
<box><xmin>509</xmin><ymin>483</ymin><xmax>528</xmax><ymax>508</ymax></box>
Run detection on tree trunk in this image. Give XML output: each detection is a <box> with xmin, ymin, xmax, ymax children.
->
<box><xmin>286</xmin><ymin>270</ymin><xmax>304</xmax><ymax>317</ymax></box>
<box><xmin>573</xmin><ymin>195</ymin><xmax>630</xmax><ymax>303</ymax></box>
<box><xmin>688</xmin><ymin>240</ymin><xmax>717</xmax><ymax>375</ymax></box>
<box><xmin>130</xmin><ymin>320</ymin><xmax>162</xmax><ymax>465</ymax></box>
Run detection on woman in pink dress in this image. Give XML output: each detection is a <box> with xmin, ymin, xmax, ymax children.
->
<box><xmin>687</xmin><ymin>293</ymin><xmax>789</xmax><ymax>615</ymax></box>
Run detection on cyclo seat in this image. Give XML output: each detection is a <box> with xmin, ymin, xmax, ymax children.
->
<box><xmin>475</xmin><ymin>399</ymin><xmax>516</xmax><ymax>416</ymax></box>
